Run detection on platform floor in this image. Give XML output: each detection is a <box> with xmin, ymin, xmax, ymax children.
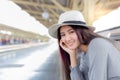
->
<box><xmin>0</xmin><ymin>43</ymin><xmax>61</xmax><ymax>80</ymax></box>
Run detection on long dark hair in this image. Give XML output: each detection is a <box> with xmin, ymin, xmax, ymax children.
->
<box><xmin>57</xmin><ymin>25</ymin><xmax>101</xmax><ymax>80</ymax></box>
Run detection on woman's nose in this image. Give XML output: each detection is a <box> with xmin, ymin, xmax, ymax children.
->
<box><xmin>65</xmin><ymin>34</ymin><xmax>71</xmax><ymax>41</ymax></box>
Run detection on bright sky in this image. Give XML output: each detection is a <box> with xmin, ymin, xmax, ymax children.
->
<box><xmin>93</xmin><ymin>6</ymin><xmax>120</xmax><ymax>32</ymax></box>
<box><xmin>0</xmin><ymin>0</ymin><xmax>48</xmax><ymax>36</ymax></box>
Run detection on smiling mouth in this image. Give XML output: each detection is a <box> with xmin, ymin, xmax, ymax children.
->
<box><xmin>67</xmin><ymin>43</ymin><xmax>73</xmax><ymax>46</ymax></box>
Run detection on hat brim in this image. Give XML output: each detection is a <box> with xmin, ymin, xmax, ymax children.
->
<box><xmin>48</xmin><ymin>23</ymin><xmax>95</xmax><ymax>39</ymax></box>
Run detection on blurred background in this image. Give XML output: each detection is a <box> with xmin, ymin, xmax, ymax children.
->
<box><xmin>0</xmin><ymin>0</ymin><xmax>119</xmax><ymax>80</ymax></box>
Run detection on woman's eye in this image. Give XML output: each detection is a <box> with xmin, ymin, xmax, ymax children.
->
<box><xmin>69</xmin><ymin>30</ymin><xmax>75</xmax><ymax>34</ymax></box>
<box><xmin>60</xmin><ymin>34</ymin><xmax>65</xmax><ymax>37</ymax></box>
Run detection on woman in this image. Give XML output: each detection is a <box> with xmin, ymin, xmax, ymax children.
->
<box><xmin>48</xmin><ymin>10</ymin><xmax>120</xmax><ymax>80</ymax></box>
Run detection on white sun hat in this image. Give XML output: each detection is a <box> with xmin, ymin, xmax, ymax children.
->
<box><xmin>48</xmin><ymin>10</ymin><xmax>95</xmax><ymax>38</ymax></box>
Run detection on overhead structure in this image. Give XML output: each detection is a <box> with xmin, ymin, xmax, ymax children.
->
<box><xmin>12</xmin><ymin>0</ymin><xmax>120</xmax><ymax>27</ymax></box>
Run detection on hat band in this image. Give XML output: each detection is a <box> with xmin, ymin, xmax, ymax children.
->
<box><xmin>63</xmin><ymin>21</ymin><xmax>86</xmax><ymax>25</ymax></box>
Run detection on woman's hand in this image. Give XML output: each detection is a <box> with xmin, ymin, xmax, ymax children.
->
<box><xmin>60</xmin><ymin>39</ymin><xmax>77</xmax><ymax>67</ymax></box>
<box><xmin>60</xmin><ymin>39</ymin><xmax>76</xmax><ymax>55</ymax></box>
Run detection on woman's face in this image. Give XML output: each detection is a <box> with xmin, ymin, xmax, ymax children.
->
<box><xmin>60</xmin><ymin>25</ymin><xmax>80</xmax><ymax>50</ymax></box>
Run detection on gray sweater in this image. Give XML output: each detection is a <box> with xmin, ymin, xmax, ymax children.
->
<box><xmin>70</xmin><ymin>38</ymin><xmax>120</xmax><ymax>80</ymax></box>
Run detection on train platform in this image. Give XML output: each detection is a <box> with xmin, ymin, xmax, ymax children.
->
<box><xmin>0</xmin><ymin>42</ymin><xmax>62</xmax><ymax>80</ymax></box>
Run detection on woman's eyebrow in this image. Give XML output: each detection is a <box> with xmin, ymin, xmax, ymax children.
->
<box><xmin>67</xmin><ymin>28</ymin><xmax>74</xmax><ymax>32</ymax></box>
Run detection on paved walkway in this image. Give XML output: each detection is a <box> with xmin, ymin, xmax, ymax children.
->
<box><xmin>0</xmin><ymin>42</ymin><xmax>62</xmax><ymax>80</ymax></box>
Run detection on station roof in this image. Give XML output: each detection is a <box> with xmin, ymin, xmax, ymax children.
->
<box><xmin>12</xmin><ymin>0</ymin><xmax>120</xmax><ymax>28</ymax></box>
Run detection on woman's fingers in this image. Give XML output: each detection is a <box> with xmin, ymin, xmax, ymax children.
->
<box><xmin>60</xmin><ymin>40</ymin><xmax>76</xmax><ymax>54</ymax></box>
<box><xmin>60</xmin><ymin>40</ymin><xmax>67</xmax><ymax>49</ymax></box>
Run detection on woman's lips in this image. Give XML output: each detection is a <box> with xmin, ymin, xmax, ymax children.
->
<box><xmin>67</xmin><ymin>42</ymin><xmax>73</xmax><ymax>46</ymax></box>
